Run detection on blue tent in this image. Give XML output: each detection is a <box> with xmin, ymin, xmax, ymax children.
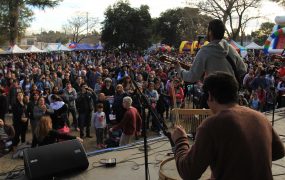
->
<box><xmin>94</xmin><ymin>44</ymin><xmax>104</xmax><ymax>50</ymax></box>
<box><xmin>69</xmin><ymin>43</ymin><xmax>95</xmax><ymax>51</ymax></box>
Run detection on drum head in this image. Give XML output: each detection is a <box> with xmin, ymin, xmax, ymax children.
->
<box><xmin>159</xmin><ymin>157</ymin><xmax>182</xmax><ymax>180</ymax></box>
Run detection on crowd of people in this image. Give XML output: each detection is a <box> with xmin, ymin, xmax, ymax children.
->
<box><xmin>0</xmin><ymin>22</ymin><xmax>284</xmax><ymax>161</ymax></box>
<box><xmin>0</xmin><ymin>48</ymin><xmax>188</xmax><ymax>155</ymax></box>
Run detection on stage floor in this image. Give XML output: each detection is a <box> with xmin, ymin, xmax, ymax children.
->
<box><xmin>49</xmin><ymin>109</ymin><xmax>285</xmax><ymax>180</ymax></box>
<box><xmin>71</xmin><ymin>113</ymin><xmax>285</xmax><ymax>180</ymax></box>
<box><xmin>1</xmin><ymin>109</ymin><xmax>285</xmax><ymax>180</ymax></box>
<box><xmin>58</xmin><ymin>137</ymin><xmax>212</xmax><ymax>180</ymax></box>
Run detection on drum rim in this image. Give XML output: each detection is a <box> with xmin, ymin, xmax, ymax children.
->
<box><xmin>159</xmin><ymin>157</ymin><xmax>178</xmax><ymax>180</ymax></box>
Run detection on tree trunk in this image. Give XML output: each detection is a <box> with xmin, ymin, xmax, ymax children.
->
<box><xmin>9</xmin><ymin>0</ymin><xmax>20</xmax><ymax>46</ymax></box>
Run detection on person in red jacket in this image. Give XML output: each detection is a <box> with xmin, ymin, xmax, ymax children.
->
<box><xmin>110</xmin><ymin>96</ymin><xmax>142</xmax><ymax>146</ymax></box>
<box><xmin>172</xmin><ymin>72</ymin><xmax>285</xmax><ymax>180</ymax></box>
<box><xmin>169</xmin><ymin>78</ymin><xmax>185</xmax><ymax>108</ymax></box>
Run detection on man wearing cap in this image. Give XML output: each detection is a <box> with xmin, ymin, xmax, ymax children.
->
<box><xmin>101</xmin><ymin>78</ymin><xmax>115</xmax><ymax>97</ymax></box>
<box><xmin>76</xmin><ymin>84</ymin><xmax>95</xmax><ymax>138</ymax></box>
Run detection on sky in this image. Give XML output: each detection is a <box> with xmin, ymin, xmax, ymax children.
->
<box><xmin>27</xmin><ymin>0</ymin><xmax>285</xmax><ymax>35</ymax></box>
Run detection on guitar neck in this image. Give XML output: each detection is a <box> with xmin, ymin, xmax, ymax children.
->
<box><xmin>179</xmin><ymin>62</ymin><xmax>191</xmax><ymax>70</ymax></box>
<box><xmin>158</xmin><ymin>56</ymin><xmax>191</xmax><ymax>70</ymax></box>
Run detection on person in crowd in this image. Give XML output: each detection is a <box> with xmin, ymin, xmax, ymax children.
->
<box><xmin>94</xmin><ymin>76</ymin><xmax>103</xmax><ymax>95</ymax></box>
<box><xmin>95</xmin><ymin>93</ymin><xmax>111</xmax><ymax>125</ymax></box>
<box><xmin>145</xmin><ymin>82</ymin><xmax>159</xmax><ymax>131</ymax></box>
<box><xmin>242</xmin><ymin>68</ymin><xmax>255</xmax><ymax>93</ymax></box>
<box><xmin>122</xmin><ymin>76</ymin><xmax>134</xmax><ymax>95</ymax></box>
<box><xmin>63</xmin><ymin>81</ymin><xmax>78</xmax><ymax>130</ymax></box>
<box><xmin>35</xmin><ymin>75</ymin><xmax>46</xmax><ymax>92</ymax></box>
<box><xmin>101</xmin><ymin>77</ymin><xmax>115</xmax><ymax>98</ymax></box>
<box><xmin>27</xmin><ymin>91</ymin><xmax>40</xmax><ymax>133</ymax></box>
<box><xmin>62</xmin><ymin>71</ymin><xmax>71</xmax><ymax>89</ymax></box>
<box><xmin>250</xmin><ymin>69</ymin><xmax>270</xmax><ymax>92</ymax></box>
<box><xmin>21</xmin><ymin>76</ymin><xmax>33</xmax><ymax>96</ymax></box>
<box><xmin>156</xmin><ymin>67</ymin><xmax>167</xmax><ymax>83</ymax></box>
<box><xmin>33</xmin><ymin>97</ymin><xmax>54</xmax><ymax>131</ymax></box>
<box><xmin>51</xmin><ymin>72</ymin><xmax>63</xmax><ymax>90</ymax></box>
<box><xmin>76</xmin><ymin>84</ymin><xmax>94</xmax><ymax>138</ymax></box>
<box><xmin>42</xmin><ymin>86</ymin><xmax>51</xmax><ymax>104</ymax></box>
<box><xmin>276</xmin><ymin>76</ymin><xmax>285</xmax><ymax>108</ymax></box>
<box><xmin>175</xmin><ymin>19</ymin><xmax>247</xmax><ymax>83</ymax></box>
<box><xmin>110</xmin><ymin>96</ymin><xmax>142</xmax><ymax>146</ymax></box>
<box><xmin>12</xmin><ymin>91</ymin><xmax>28</xmax><ymax>147</ymax></box>
<box><xmin>9</xmin><ymin>79</ymin><xmax>22</xmax><ymax>108</ymax></box>
<box><xmin>169</xmin><ymin>78</ymin><xmax>185</xmax><ymax>108</ymax></box>
<box><xmin>135</xmin><ymin>73</ymin><xmax>145</xmax><ymax>89</ymax></box>
<box><xmin>0</xmin><ymin>119</ymin><xmax>15</xmax><ymax>157</ymax></box>
<box><xmin>117</xmin><ymin>65</ymin><xmax>129</xmax><ymax>83</ymax></box>
<box><xmin>73</xmin><ymin>76</ymin><xmax>84</xmax><ymax>93</ymax></box>
<box><xmin>30</xmin><ymin>84</ymin><xmax>39</xmax><ymax>96</ymax></box>
<box><xmin>171</xmin><ymin>72</ymin><xmax>285</xmax><ymax>180</ymax></box>
<box><xmin>265</xmin><ymin>86</ymin><xmax>277</xmax><ymax>111</ymax></box>
<box><xmin>49</xmin><ymin>95</ymin><xmax>68</xmax><ymax>130</ymax></box>
<box><xmin>112</xmin><ymin>84</ymin><xmax>127</xmax><ymax>123</ymax></box>
<box><xmin>256</xmin><ymin>86</ymin><xmax>266</xmax><ymax>112</ymax></box>
<box><xmin>238</xmin><ymin>94</ymin><xmax>249</xmax><ymax>107</ymax></box>
<box><xmin>86</xmin><ymin>66</ymin><xmax>98</xmax><ymax>89</ymax></box>
<box><xmin>93</xmin><ymin>103</ymin><xmax>106</xmax><ymax>148</ymax></box>
<box><xmin>154</xmin><ymin>79</ymin><xmax>169</xmax><ymax>121</ymax></box>
<box><xmin>0</xmin><ymin>89</ymin><xmax>8</xmax><ymax>122</ymax></box>
<box><xmin>32</xmin><ymin>116</ymin><xmax>82</xmax><ymax>147</ymax></box>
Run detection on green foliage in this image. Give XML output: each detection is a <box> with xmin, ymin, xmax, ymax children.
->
<box><xmin>0</xmin><ymin>2</ymin><xmax>34</xmax><ymax>45</ymax></box>
<box><xmin>35</xmin><ymin>31</ymin><xmax>69</xmax><ymax>44</ymax></box>
<box><xmin>26</xmin><ymin>0</ymin><xmax>62</xmax><ymax>9</ymax></box>
<box><xmin>271</xmin><ymin>0</ymin><xmax>285</xmax><ymax>6</ymax></box>
<box><xmin>156</xmin><ymin>7</ymin><xmax>212</xmax><ymax>47</ymax></box>
<box><xmin>101</xmin><ymin>1</ymin><xmax>152</xmax><ymax>51</ymax></box>
<box><xmin>0</xmin><ymin>0</ymin><xmax>61</xmax><ymax>46</ymax></box>
<box><xmin>251</xmin><ymin>22</ymin><xmax>275</xmax><ymax>45</ymax></box>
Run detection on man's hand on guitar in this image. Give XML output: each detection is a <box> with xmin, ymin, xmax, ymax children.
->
<box><xmin>171</xmin><ymin>125</ymin><xmax>187</xmax><ymax>144</ymax></box>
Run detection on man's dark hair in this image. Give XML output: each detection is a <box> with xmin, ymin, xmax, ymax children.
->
<box><xmin>208</xmin><ymin>19</ymin><xmax>225</xmax><ymax>40</ymax></box>
<box><xmin>202</xmin><ymin>72</ymin><xmax>238</xmax><ymax>104</ymax></box>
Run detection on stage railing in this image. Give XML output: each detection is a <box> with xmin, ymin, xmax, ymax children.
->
<box><xmin>171</xmin><ymin>108</ymin><xmax>213</xmax><ymax>135</ymax></box>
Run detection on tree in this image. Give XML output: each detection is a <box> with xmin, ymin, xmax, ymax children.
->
<box><xmin>0</xmin><ymin>0</ymin><xmax>62</xmax><ymax>46</ymax></box>
<box><xmin>251</xmin><ymin>22</ymin><xmax>275</xmax><ymax>45</ymax></box>
<box><xmin>155</xmin><ymin>7</ymin><xmax>212</xmax><ymax>47</ymax></box>
<box><xmin>193</xmin><ymin>0</ymin><xmax>261</xmax><ymax>40</ymax></box>
<box><xmin>271</xmin><ymin>0</ymin><xmax>285</xmax><ymax>6</ymax></box>
<box><xmin>63</xmin><ymin>14</ymin><xmax>98</xmax><ymax>43</ymax></box>
<box><xmin>101</xmin><ymin>1</ymin><xmax>152</xmax><ymax>50</ymax></box>
<box><xmin>35</xmin><ymin>30</ymin><xmax>69</xmax><ymax>44</ymax></box>
<box><xmin>0</xmin><ymin>1</ymin><xmax>33</xmax><ymax>46</ymax></box>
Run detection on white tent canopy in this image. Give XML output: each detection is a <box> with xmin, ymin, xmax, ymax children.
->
<box><xmin>245</xmin><ymin>42</ymin><xmax>263</xmax><ymax>50</ymax></box>
<box><xmin>27</xmin><ymin>45</ymin><xmax>45</xmax><ymax>53</ymax></box>
<box><xmin>6</xmin><ymin>45</ymin><xmax>28</xmax><ymax>54</ymax></box>
<box><xmin>44</xmin><ymin>43</ymin><xmax>71</xmax><ymax>52</ymax></box>
<box><xmin>0</xmin><ymin>48</ymin><xmax>5</xmax><ymax>54</ymax></box>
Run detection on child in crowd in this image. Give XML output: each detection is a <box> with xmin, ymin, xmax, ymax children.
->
<box><xmin>249</xmin><ymin>92</ymin><xmax>260</xmax><ymax>111</ymax></box>
<box><xmin>93</xmin><ymin>103</ymin><xmax>106</xmax><ymax>148</ymax></box>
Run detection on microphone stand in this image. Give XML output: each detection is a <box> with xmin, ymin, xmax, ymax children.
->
<box><xmin>129</xmin><ymin>69</ymin><xmax>175</xmax><ymax>180</ymax></box>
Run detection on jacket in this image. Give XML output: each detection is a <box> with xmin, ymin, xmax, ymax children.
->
<box><xmin>177</xmin><ymin>39</ymin><xmax>247</xmax><ymax>83</ymax></box>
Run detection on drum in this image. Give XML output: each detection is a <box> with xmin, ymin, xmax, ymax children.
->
<box><xmin>159</xmin><ymin>157</ymin><xmax>182</xmax><ymax>180</ymax></box>
<box><xmin>159</xmin><ymin>157</ymin><xmax>213</xmax><ymax>180</ymax></box>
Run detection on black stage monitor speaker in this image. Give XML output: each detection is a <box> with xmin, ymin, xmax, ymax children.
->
<box><xmin>23</xmin><ymin>139</ymin><xmax>89</xmax><ymax>179</ymax></box>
